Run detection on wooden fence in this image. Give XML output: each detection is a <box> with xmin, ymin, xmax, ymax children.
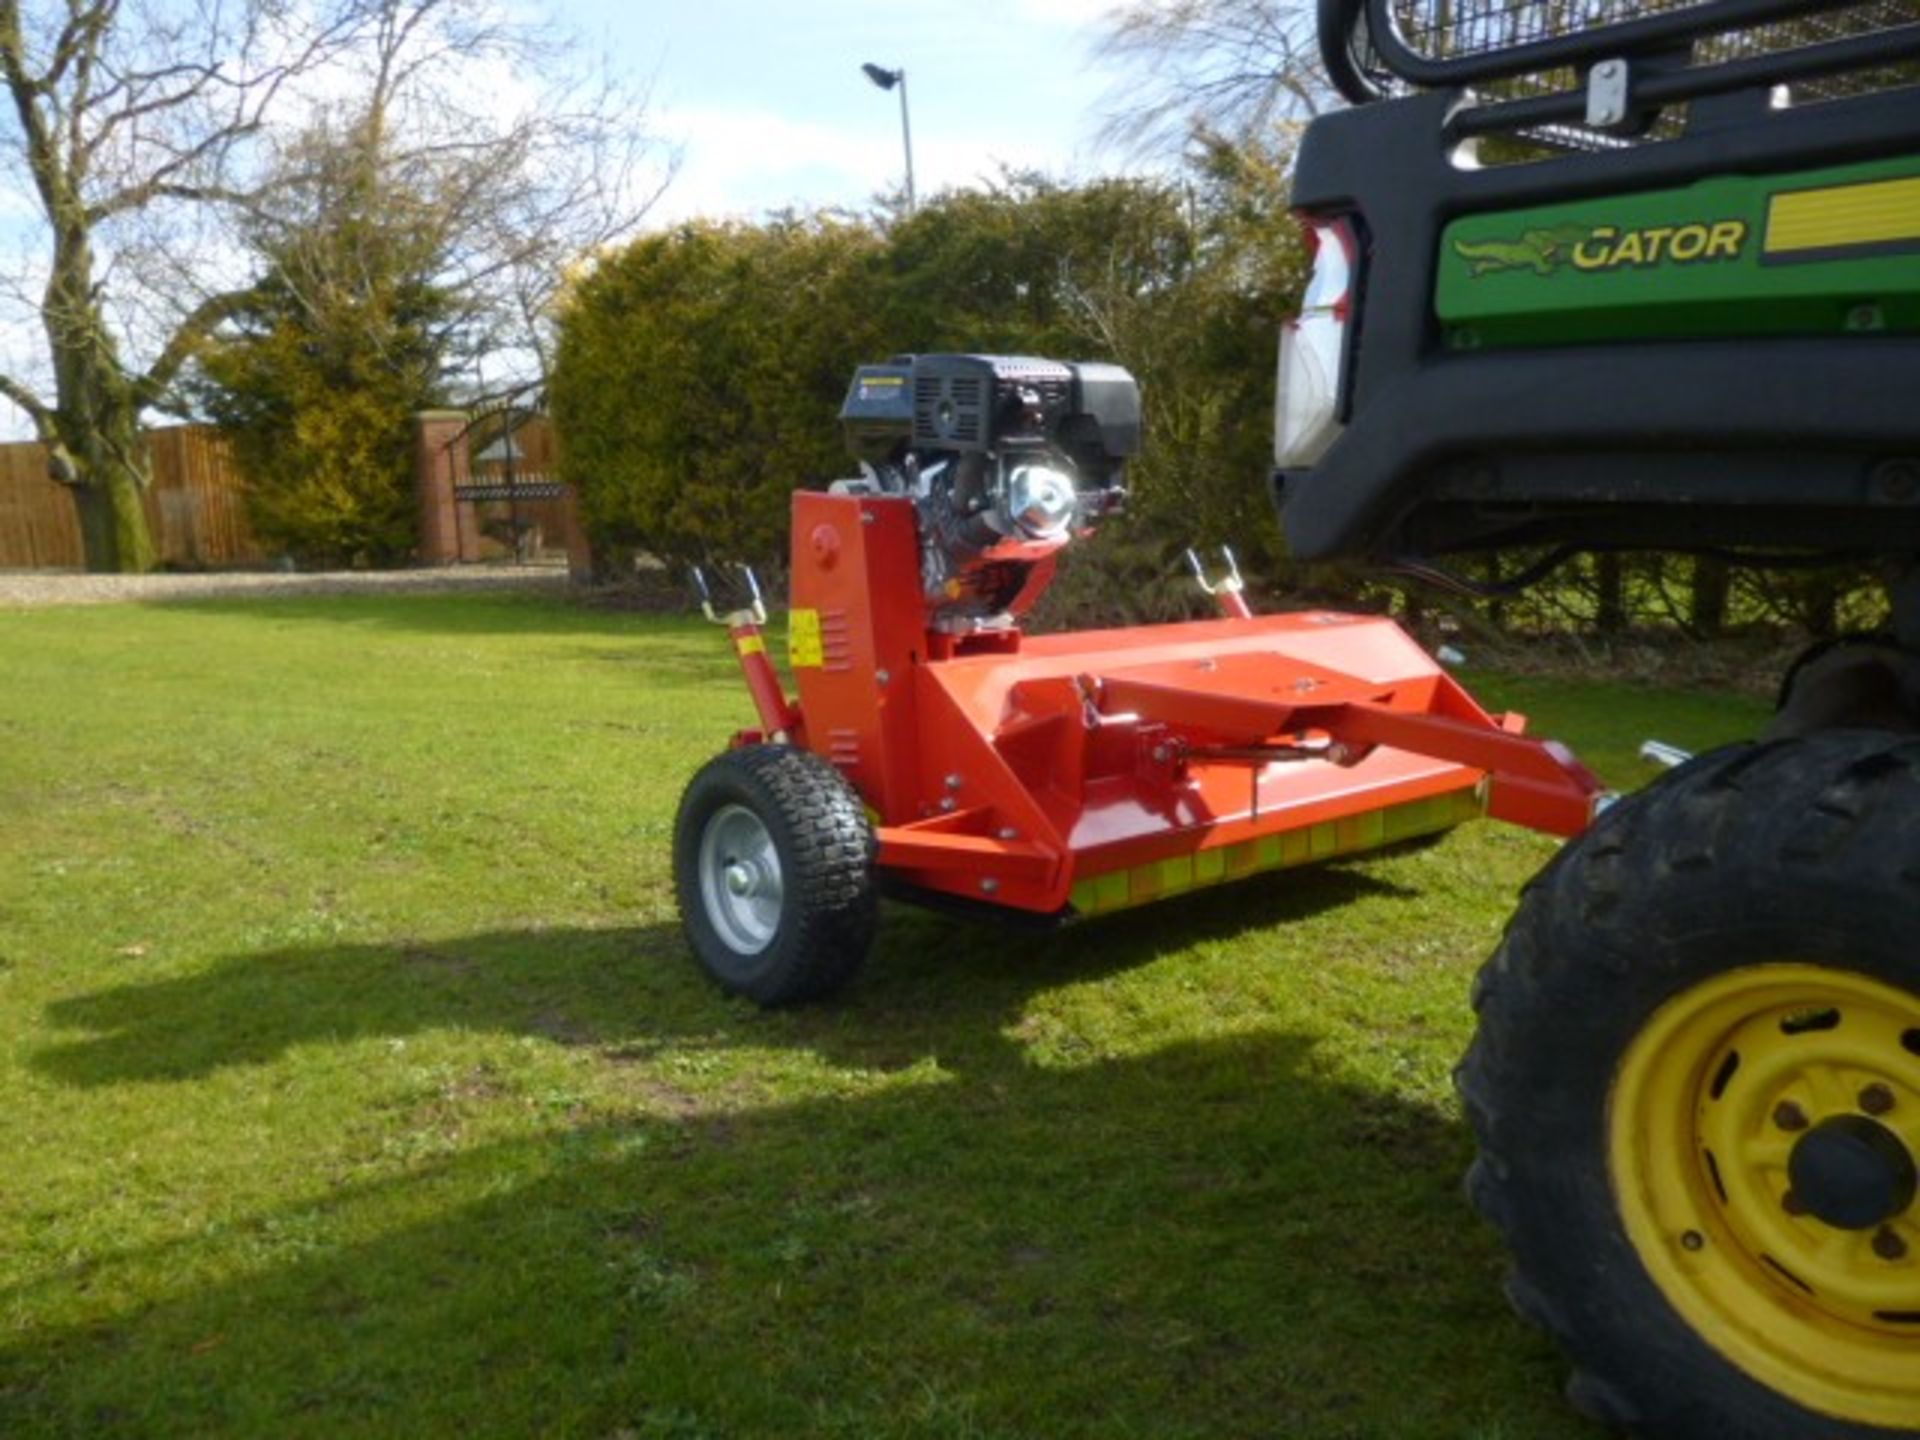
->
<box><xmin>0</xmin><ymin>413</ymin><xmax>570</xmax><ymax>571</ymax></box>
<box><xmin>0</xmin><ymin>425</ymin><xmax>263</xmax><ymax>570</ymax></box>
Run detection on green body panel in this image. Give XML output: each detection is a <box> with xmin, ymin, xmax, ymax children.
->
<box><xmin>1436</xmin><ymin>154</ymin><xmax>1920</xmax><ymax>348</ymax></box>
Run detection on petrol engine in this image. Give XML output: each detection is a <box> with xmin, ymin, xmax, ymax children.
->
<box><xmin>835</xmin><ymin>353</ymin><xmax>1140</xmax><ymax>628</ymax></box>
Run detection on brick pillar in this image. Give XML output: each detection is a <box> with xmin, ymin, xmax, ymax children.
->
<box><xmin>413</xmin><ymin>410</ymin><xmax>473</xmax><ymax>565</ymax></box>
<box><xmin>558</xmin><ymin>487</ymin><xmax>594</xmax><ymax>582</ymax></box>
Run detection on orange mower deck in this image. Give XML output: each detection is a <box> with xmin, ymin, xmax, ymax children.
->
<box><xmin>718</xmin><ymin>490</ymin><xmax>1603</xmax><ymax>921</ymax></box>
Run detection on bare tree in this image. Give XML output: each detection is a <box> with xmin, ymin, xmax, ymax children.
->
<box><xmin>250</xmin><ymin>0</ymin><xmax>674</xmax><ymax>397</ymax></box>
<box><xmin>0</xmin><ymin>0</ymin><xmax>670</xmax><ymax>573</ymax></box>
<box><xmin>1094</xmin><ymin>0</ymin><xmax>1328</xmax><ymax>156</ymax></box>
<box><xmin>0</xmin><ymin>1</ymin><xmax>379</xmax><ymax>570</ymax></box>
<box><xmin>177</xmin><ymin>0</ymin><xmax>673</xmax><ymax>566</ymax></box>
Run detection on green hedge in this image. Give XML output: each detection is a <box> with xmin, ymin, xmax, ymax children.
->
<box><xmin>551</xmin><ymin>217</ymin><xmax>887</xmax><ymax>574</ymax></box>
<box><xmin>550</xmin><ymin>160</ymin><xmax>1309</xmax><ymax>601</ymax></box>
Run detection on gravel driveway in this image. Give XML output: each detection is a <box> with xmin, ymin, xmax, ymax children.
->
<box><xmin>0</xmin><ymin>567</ymin><xmax>573</xmax><ymax>608</ymax></box>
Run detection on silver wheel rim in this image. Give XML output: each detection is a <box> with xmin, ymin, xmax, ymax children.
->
<box><xmin>697</xmin><ymin>803</ymin><xmax>783</xmax><ymax>955</ymax></box>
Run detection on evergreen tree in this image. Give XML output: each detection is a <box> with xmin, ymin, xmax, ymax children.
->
<box><xmin>193</xmin><ymin>122</ymin><xmax>460</xmax><ymax>566</ymax></box>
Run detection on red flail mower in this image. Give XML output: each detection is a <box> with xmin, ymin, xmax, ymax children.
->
<box><xmin>674</xmin><ymin>354</ymin><xmax>1604</xmax><ymax>1004</ymax></box>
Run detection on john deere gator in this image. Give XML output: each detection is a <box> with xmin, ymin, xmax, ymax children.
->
<box><xmin>1273</xmin><ymin>3</ymin><xmax>1920</xmax><ymax>1435</ymax></box>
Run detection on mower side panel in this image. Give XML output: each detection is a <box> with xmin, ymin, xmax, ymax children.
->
<box><xmin>785</xmin><ymin>492</ymin><xmax>926</xmax><ymax>819</ymax></box>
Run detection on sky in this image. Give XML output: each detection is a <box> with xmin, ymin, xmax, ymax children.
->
<box><xmin>570</xmin><ymin>0</ymin><xmax>1139</xmax><ymax>224</ymax></box>
<box><xmin>0</xmin><ymin>0</ymin><xmax>1149</xmax><ymax>438</ymax></box>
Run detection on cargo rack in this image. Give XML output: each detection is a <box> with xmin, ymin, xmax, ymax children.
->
<box><xmin>1321</xmin><ymin>0</ymin><xmax>1920</xmax><ymax>145</ymax></box>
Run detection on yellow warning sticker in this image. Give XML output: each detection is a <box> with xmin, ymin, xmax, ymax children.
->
<box><xmin>1766</xmin><ymin>176</ymin><xmax>1920</xmax><ymax>258</ymax></box>
<box><xmin>788</xmin><ymin>607</ymin><xmax>824</xmax><ymax>669</ymax></box>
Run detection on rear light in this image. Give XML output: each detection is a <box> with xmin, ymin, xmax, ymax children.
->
<box><xmin>1274</xmin><ymin>218</ymin><xmax>1358</xmax><ymax>469</ymax></box>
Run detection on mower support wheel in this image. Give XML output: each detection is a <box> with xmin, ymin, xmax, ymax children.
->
<box><xmin>1461</xmin><ymin>730</ymin><xmax>1920</xmax><ymax>1439</ymax></box>
<box><xmin>673</xmin><ymin>744</ymin><xmax>876</xmax><ymax>1006</ymax></box>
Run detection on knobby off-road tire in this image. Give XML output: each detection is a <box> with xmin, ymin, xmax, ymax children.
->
<box><xmin>673</xmin><ymin>744</ymin><xmax>876</xmax><ymax>1006</ymax></box>
<box><xmin>1461</xmin><ymin>730</ymin><xmax>1920</xmax><ymax>1440</ymax></box>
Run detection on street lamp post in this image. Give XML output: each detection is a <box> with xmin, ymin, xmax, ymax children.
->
<box><xmin>860</xmin><ymin>62</ymin><xmax>915</xmax><ymax>214</ymax></box>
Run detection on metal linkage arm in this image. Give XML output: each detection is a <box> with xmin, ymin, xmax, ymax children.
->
<box><xmin>1297</xmin><ymin>700</ymin><xmax>1604</xmax><ymax>837</ymax></box>
<box><xmin>693</xmin><ymin>565</ymin><xmax>800</xmax><ymax>742</ymax></box>
<box><xmin>1091</xmin><ymin>666</ymin><xmax>1604</xmax><ymax>839</ymax></box>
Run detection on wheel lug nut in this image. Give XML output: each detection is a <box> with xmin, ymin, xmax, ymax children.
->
<box><xmin>1680</xmin><ymin>1230</ymin><xmax>1705</xmax><ymax>1252</ymax></box>
<box><xmin>1773</xmin><ymin>1101</ymin><xmax>1809</xmax><ymax>1132</ymax></box>
<box><xmin>1859</xmin><ymin>1083</ymin><xmax>1896</xmax><ymax>1117</ymax></box>
<box><xmin>1872</xmin><ymin>1227</ymin><xmax>1908</xmax><ymax>1262</ymax></box>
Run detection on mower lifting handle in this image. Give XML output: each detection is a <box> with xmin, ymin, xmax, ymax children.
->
<box><xmin>1186</xmin><ymin>546</ymin><xmax>1253</xmax><ymax>621</ymax></box>
<box><xmin>692</xmin><ymin>563</ymin><xmax>797</xmax><ymax>743</ymax></box>
<box><xmin>691</xmin><ymin>563</ymin><xmax>767</xmax><ymax>628</ymax></box>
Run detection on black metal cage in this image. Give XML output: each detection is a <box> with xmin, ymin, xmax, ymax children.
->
<box><xmin>1322</xmin><ymin>0</ymin><xmax>1920</xmax><ymax>143</ymax></box>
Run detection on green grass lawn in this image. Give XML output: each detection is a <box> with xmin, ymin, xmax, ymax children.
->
<box><xmin>0</xmin><ymin>592</ymin><xmax>1766</xmax><ymax>1439</ymax></box>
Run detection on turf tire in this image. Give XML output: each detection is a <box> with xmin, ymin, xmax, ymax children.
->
<box><xmin>1460</xmin><ymin>730</ymin><xmax>1920</xmax><ymax>1440</ymax></box>
<box><xmin>673</xmin><ymin>744</ymin><xmax>876</xmax><ymax>1006</ymax></box>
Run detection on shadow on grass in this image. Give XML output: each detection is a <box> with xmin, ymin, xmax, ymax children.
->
<box><xmin>33</xmin><ymin>864</ymin><xmax>1420</xmax><ymax>1090</ymax></box>
<box><xmin>9</xmin><ymin>865</ymin><xmax>1600</xmax><ymax>1437</ymax></box>
<box><xmin>1</xmin><ymin>1032</ymin><xmax>1589</xmax><ymax>1440</ymax></box>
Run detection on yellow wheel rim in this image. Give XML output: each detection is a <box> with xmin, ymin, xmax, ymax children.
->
<box><xmin>1611</xmin><ymin>964</ymin><xmax>1920</xmax><ymax>1429</ymax></box>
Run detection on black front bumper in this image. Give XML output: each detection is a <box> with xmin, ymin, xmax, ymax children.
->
<box><xmin>1276</xmin><ymin>85</ymin><xmax>1920</xmax><ymax>561</ymax></box>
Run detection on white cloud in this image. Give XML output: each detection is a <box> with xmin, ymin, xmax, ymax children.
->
<box><xmin>647</xmin><ymin>102</ymin><xmax>1087</xmax><ymax>225</ymax></box>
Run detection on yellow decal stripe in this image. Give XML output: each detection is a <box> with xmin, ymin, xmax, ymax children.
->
<box><xmin>787</xmin><ymin>608</ymin><xmax>824</xmax><ymax>669</ymax></box>
<box><xmin>735</xmin><ymin>634</ymin><xmax>766</xmax><ymax>657</ymax></box>
<box><xmin>1069</xmin><ymin>787</ymin><xmax>1486</xmax><ymax>918</ymax></box>
<box><xmin>1765</xmin><ymin>176</ymin><xmax>1920</xmax><ymax>255</ymax></box>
